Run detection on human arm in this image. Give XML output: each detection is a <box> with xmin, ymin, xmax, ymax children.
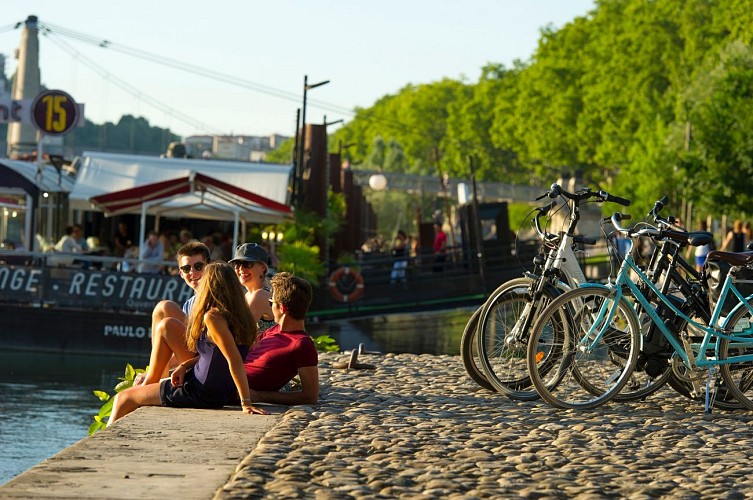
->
<box><xmin>721</xmin><ymin>231</ymin><xmax>733</xmax><ymax>251</ymax></box>
<box><xmin>170</xmin><ymin>355</ymin><xmax>199</xmax><ymax>387</ymax></box>
<box><xmin>206</xmin><ymin>310</ymin><xmax>267</xmax><ymax>415</ymax></box>
<box><xmin>249</xmin><ymin>365</ymin><xmax>319</xmax><ymax>405</ymax></box>
<box><xmin>249</xmin><ymin>289</ymin><xmax>274</xmax><ymax>322</ymax></box>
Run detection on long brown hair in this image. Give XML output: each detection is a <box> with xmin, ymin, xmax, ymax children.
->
<box><xmin>186</xmin><ymin>262</ymin><xmax>256</xmax><ymax>351</ymax></box>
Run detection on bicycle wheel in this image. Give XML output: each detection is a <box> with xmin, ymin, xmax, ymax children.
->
<box><xmin>717</xmin><ymin>299</ymin><xmax>753</xmax><ymax>410</ymax></box>
<box><xmin>460</xmin><ymin>278</ymin><xmax>534</xmax><ymax>392</ymax></box>
<box><xmin>648</xmin><ymin>302</ymin><xmax>744</xmax><ymax>409</ymax></box>
<box><xmin>612</xmin><ymin>305</ymin><xmax>680</xmax><ymax>402</ymax></box>
<box><xmin>460</xmin><ymin>306</ymin><xmax>493</xmax><ymax>390</ymax></box>
<box><xmin>527</xmin><ymin>286</ymin><xmax>641</xmax><ymax>410</ymax></box>
<box><xmin>476</xmin><ymin>279</ymin><xmax>561</xmax><ymax>401</ymax></box>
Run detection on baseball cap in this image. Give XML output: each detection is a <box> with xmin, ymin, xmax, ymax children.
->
<box><xmin>228</xmin><ymin>243</ymin><xmax>269</xmax><ymax>265</ymax></box>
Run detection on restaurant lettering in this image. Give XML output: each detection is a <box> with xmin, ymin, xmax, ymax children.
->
<box><xmin>68</xmin><ymin>271</ymin><xmax>189</xmax><ymax>301</ymax></box>
<box><xmin>0</xmin><ymin>267</ymin><xmax>42</xmax><ymax>291</ymax></box>
<box><xmin>0</xmin><ymin>266</ymin><xmax>192</xmax><ymax>313</ymax></box>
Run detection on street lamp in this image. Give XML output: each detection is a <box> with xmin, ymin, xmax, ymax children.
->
<box><xmin>261</xmin><ymin>230</ymin><xmax>284</xmax><ymax>260</ymax></box>
<box><xmin>368</xmin><ymin>171</ymin><xmax>388</xmax><ymax>191</ymax></box>
<box><xmin>296</xmin><ymin>75</ymin><xmax>330</xmax><ymax>206</ymax></box>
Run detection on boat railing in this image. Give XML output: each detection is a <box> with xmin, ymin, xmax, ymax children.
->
<box><xmin>0</xmin><ymin>250</ymin><xmax>192</xmax><ymax>314</ymax></box>
<box><xmin>0</xmin><ymin>250</ymin><xmax>180</xmax><ymax>273</ymax></box>
<box><xmin>342</xmin><ymin>239</ymin><xmax>540</xmax><ymax>278</ymax></box>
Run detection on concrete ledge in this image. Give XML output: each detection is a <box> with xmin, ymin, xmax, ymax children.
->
<box><xmin>0</xmin><ymin>406</ymin><xmax>283</xmax><ymax>499</ymax></box>
<box><xmin>8</xmin><ymin>352</ymin><xmax>752</xmax><ymax>497</ymax></box>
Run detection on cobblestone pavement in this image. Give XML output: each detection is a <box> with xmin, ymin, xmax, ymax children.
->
<box><xmin>219</xmin><ymin>352</ymin><xmax>753</xmax><ymax>499</ymax></box>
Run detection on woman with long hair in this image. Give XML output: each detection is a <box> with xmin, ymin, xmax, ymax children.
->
<box><xmin>109</xmin><ymin>262</ymin><xmax>265</xmax><ymax>425</ymax></box>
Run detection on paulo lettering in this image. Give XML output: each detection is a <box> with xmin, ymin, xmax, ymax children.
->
<box><xmin>103</xmin><ymin>325</ymin><xmax>149</xmax><ymax>339</ymax></box>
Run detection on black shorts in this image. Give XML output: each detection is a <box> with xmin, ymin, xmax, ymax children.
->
<box><xmin>159</xmin><ymin>373</ymin><xmax>226</xmax><ymax>409</ymax></box>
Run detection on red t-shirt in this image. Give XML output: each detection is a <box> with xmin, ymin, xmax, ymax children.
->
<box><xmin>244</xmin><ymin>324</ymin><xmax>318</xmax><ymax>391</ymax></box>
<box><xmin>433</xmin><ymin>230</ymin><xmax>447</xmax><ymax>253</ymax></box>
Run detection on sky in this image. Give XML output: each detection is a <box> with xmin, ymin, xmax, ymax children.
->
<box><xmin>1</xmin><ymin>1</ymin><xmax>595</xmax><ymax>139</ymax></box>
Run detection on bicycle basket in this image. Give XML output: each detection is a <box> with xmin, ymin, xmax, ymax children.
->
<box><xmin>704</xmin><ymin>258</ymin><xmax>753</xmax><ymax>315</ymax></box>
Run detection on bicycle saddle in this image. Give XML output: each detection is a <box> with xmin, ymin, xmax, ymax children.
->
<box><xmin>705</xmin><ymin>250</ymin><xmax>753</xmax><ymax>267</ymax></box>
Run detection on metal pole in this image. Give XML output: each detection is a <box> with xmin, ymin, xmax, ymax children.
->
<box><xmin>291</xmin><ymin>108</ymin><xmax>301</xmax><ymax>205</ymax></box>
<box><xmin>297</xmin><ymin>75</ymin><xmax>309</xmax><ymax>207</ymax></box>
<box><xmin>470</xmin><ymin>156</ymin><xmax>486</xmax><ymax>292</ymax></box>
<box><xmin>324</xmin><ymin>115</ymin><xmax>330</xmax><ymax>268</ymax></box>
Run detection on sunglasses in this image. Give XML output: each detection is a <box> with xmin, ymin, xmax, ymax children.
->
<box><xmin>179</xmin><ymin>262</ymin><xmax>205</xmax><ymax>274</ymax></box>
<box><xmin>233</xmin><ymin>261</ymin><xmax>257</xmax><ymax>270</ymax></box>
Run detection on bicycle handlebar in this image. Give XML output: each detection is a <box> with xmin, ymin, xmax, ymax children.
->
<box><xmin>536</xmin><ymin>183</ymin><xmax>631</xmax><ymax>207</ymax></box>
<box><xmin>532</xmin><ymin>201</ymin><xmax>558</xmax><ymax>240</ymax></box>
<box><xmin>597</xmin><ymin>190</ymin><xmax>631</xmax><ymax>207</ymax></box>
<box><xmin>647</xmin><ymin>196</ymin><xmax>684</xmax><ymax>231</ymax></box>
<box><xmin>532</xmin><ymin>200</ymin><xmax>597</xmax><ymax>246</ymax></box>
<box><xmin>574</xmin><ymin>235</ymin><xmax>597</xmax><ymax>245</ymax></box>
<box><xmin>610</xmin><ymin>212</ymin><xmax>661</xmax><ymax>239</ymax></box>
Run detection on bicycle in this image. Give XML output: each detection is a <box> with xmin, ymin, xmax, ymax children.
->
<box><xmin>472</xmin><ymin>184</ymin><xmax>630</xmax><ymax>400</ymax></box>
<box><xmin>460</xmin><ymin>201</ymin><xmax>590</xmax><ymax>391</ymax></box>
<box><xmin>526</xmin><ymin>211</ymin><xmax>753</xmax><ymax>411</ymax></box>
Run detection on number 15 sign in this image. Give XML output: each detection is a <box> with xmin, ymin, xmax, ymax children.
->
<box><xmin>30</xmin><ymin>90</ymin><xmax>83</xmax><ymax>136</ymax></box>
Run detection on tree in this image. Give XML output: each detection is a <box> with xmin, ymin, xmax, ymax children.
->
<box><xmin>367</xmin><ymin>136</ymin><xmax>386</xmax><ymax>169</ymax></box>
<box><xmin>384</xmin><ymin>139</ymin><xmax>409</xmax><ymax>171</ymax></box>
<box><xmin>671</xmin><ymin>41</ymin><xmax>753</xmax><ymax>217</ymax></box>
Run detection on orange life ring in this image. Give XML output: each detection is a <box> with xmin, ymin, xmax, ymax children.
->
<box><xmin>328</xmin><ymin>267</ymin><xmax>365</xmax><ymax>303</ymax></box>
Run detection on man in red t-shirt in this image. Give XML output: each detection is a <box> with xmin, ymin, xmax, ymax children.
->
<box><xmin>432</xmin><ymin>221</ymin><xmax>448</xmax><ymax>272</ymax></box>
<box><xmin>245</xmin><ymin>272</ymin><xmax>319</xmax><ymax>405</ymax></box>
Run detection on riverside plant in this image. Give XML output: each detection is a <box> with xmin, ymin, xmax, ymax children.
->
<box><xmin>89</xmin><ymin>335</ymin><xmax>340</xmax><ymax>434</ymax></box>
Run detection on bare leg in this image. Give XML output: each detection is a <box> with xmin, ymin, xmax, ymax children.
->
<box><xmin>108</xmin><ymin>383</ymin><xmax>162</xmax><ymax>426</ymax></box>
<box><xmin>134</xmin><ymin>301</ymin><xmax>188</xmax><ymax>385</ymax></box>
<box><xmin>141</xmin><ymin>317</ymin><xmax>196</xmax><ymax>385</ymax></box>
<box><xmin>150</xmin><ymin>300</ymin><xmax>185</xmax><ymax>349</ymax></box>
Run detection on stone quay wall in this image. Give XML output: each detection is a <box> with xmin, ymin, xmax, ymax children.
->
<box><xmin>3</xmin><ymin>352</ymin><xmax>753</xmax><ymax>498</ymax></box>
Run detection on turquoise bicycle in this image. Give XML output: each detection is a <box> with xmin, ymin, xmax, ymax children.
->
<box><xmin>526</xmin><ymin>212</ymin><xmax>753</xmax><ymax>411</ymax></box>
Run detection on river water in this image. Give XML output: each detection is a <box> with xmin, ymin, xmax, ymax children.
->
<box><xmin>0</xmin><ymin>307</ymin><xmax>476</xmax><ymax>485</ymax></box>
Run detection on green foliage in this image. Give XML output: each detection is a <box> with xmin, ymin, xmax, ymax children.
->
<box><xmin>312</xmin><ymin>334</ymin><xmax>339</xmax><ymax>352</ymax></box>
<box><xmin>89</xmin><ymin>363</ymin><xmax>146</xmax><ymax>435</ymax></box>
<box><xmin>670</xmin><ymin>41</ymin><xmax>753</xmax><ymax>217</ymax></box>
<box><xmin>508</xmin><ymin>203</ymin><xmax>539</xmax><ymax>236</ymax></box>
<box><xmin>277</xmin><ymin>241</ymin><xmax>326</xmax><ymax>286</ymax></box>
<box><xmin>327</xmin><ymin>190</ymin><xmax>347</xmax><ymax>224</ymax></box>
<box><xmin>264</xmin><ymin>137</ymin><xmax>295</xmax><ymax>164</ymax></box>
<box><xmin>367</xmin><ymin>136</ymin><xmax>386</xmax><ymax>169</ymax></box>
<box><xmin>329</xmin><ymin>0</ymin><xmax>753</xmax><ymax>222</ymax></box>
<box><xmin>268</xmin><ymin>197</ymin><xmax>347</xmax><ymax>284</ymax></box>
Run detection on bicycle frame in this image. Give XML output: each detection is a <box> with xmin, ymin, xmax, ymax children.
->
<box><xmin>582</xmin><ymin>243</ymin><xmax>753</xmax><ymax>372</ymax></box>
<box><xmin>507</xmin><ymin>227</ymin><xmax>588</xmax><ymax>342</ymax></box>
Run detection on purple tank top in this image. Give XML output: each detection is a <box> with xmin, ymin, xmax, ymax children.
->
<box><xmin>192</xmin><ymin>331</ymin><xmax>249</xmax><ymax>398</ymax></box>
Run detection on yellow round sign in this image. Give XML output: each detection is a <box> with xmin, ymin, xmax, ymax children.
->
<box><xmin>30</xmin><ymin>90</ymin><xmax>79</xmax><ymax>136</ymax></box>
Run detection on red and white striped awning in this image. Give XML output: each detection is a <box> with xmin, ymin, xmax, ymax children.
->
<box><xmin>89</xmin><ymin>171</ymin><xmax>292</xmax><ymax>222</ymax></box>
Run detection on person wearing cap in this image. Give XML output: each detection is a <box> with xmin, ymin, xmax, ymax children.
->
<box><xmin>229</xmin><ymin>243</ymin><xmax>275</xmax><ymax>332</ymax></box>
<box><xmin>109</xmin><ymin>262</ymin><xmax>266</xmax><ymax>424</ymax></box>
<box><xmin>135</xmin><ymin>241</ymin><xmax>211</xmax><ymax>384</ymax></box>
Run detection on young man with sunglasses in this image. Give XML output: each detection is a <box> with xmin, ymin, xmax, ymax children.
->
<box><xmin>136</xmin><ymin>241</ymin><xmax>211</xmax><ymax>384</ymax></box>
